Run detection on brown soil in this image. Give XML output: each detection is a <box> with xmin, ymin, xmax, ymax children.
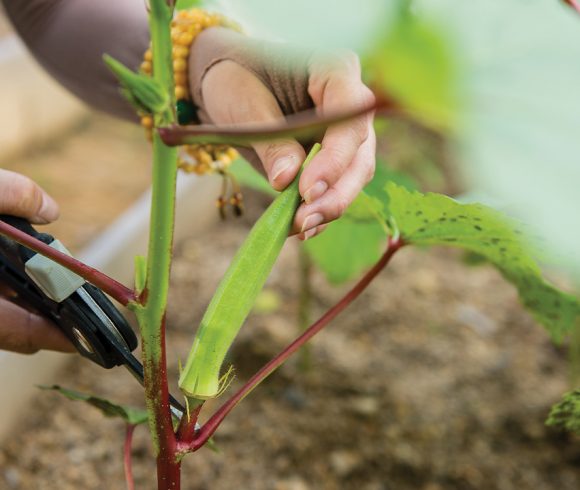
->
<box><xmin>0</xmin><ymin>189</ymin><xmax>578</xmax><ymax>490</ymax></box>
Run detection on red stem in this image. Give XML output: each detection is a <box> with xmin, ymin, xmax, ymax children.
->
<box><xmin>0</xmin><ymin>220</ymin><xmax>136</xmax><ymax>306</ymax></box>
<box><xmin>181</xmin><ymin>237</ymin><xmax>404</xmax><ymax>452</ymax></box>
<box><xmin>141</xmin><ymin>316</ymin><xmax>180</xmax><ymax>489</ymax></box>
<box><xmin>158</xmin><ymin>96</ymin><xmax>398</xmax><ymax>147</ymax></box>
<box><xmin>124</xmin><ymin>424</ymin><xmax>136</xmax><ymax>490</ymax></box>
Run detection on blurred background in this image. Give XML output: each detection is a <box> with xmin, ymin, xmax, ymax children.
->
<box><xmin>0</xmin><ymin>2</ymin><xmax>580</xmax><ymax>490</ymax></box>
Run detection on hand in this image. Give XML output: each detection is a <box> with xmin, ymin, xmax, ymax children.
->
<box><xmin>0</xmin><ymin>170</ymin><xmax>74</xmax><ymax>354</ymax></box>
<box><xmin>196</xmin><ymin>34</ymin><xmax>376</xmax><ymax>240</ymax></box>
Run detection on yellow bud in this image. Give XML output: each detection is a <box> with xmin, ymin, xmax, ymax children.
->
<box><xmin>177</xmin><ymin>32</ymin><xmax>194</xmax><ymax>47</ymax></box>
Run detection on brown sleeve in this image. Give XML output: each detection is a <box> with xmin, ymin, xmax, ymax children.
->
<box><xmin>1</xmin><ymin>0</ymin><xmax>149</xmax><ymax>121</ymax></box>
<box><xmin>189</xmin><ymin>27</ymin><xmax>315</xmax><ymax>124</ymax></box>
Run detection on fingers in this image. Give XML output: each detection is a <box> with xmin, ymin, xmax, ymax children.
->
<box><xmin>0</xmin><ymin>169</ymin><xmax>59</xmax><ymax>224</ymax></box>
<box><xmin>0</xmin><ymin>298</ymin><xmax>75</xmax><ymax>354</ymax></box>
<box><xmin>201</xmin><ymin>60</ymin><xmax>305</xmax><ymax>190</ymax></box>
<box><xmin>300</xmin><ymin>51</ymin><xmax>376</xmax><ymax>204</ymax></box>
<box><xmin>294</xmin><ymin>128</ymin><xmax>376</xmax><ymax>238</ymax></box>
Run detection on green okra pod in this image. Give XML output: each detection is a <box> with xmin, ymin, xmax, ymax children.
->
<box><xmin>178</xmin><ymin>143</ymin><xmax>322</xmax><ymax>399</ymax></box>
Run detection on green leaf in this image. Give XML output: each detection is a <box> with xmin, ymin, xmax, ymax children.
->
<box><xmin>413</xmin><ymin>0</ymin><xmax>580</xmax><ymax>274</ymax></box>
<box><xmin>547</xmin><ymin>389</ymin><xmax>580</xmax><ymax>435</ymax></box>
<box><xmin>304</xmin><ymin>215</ymin><xmax>387</xmax><ymax>285</ymax></box>
<box><xmin>365</xmin><ymin>12</ymin><xmax>459</xmax><ymax>130</ymax></box>
<box><xmin>103</xmin><ymin>54</ymin><xmax>169</xmax><ymax>114</ymax></box>
<box><xmin>218</xmin><ymin>0</ymin><xmax>395</xmax><ymax>51</ymax></box>
<box><xmin>229</xmin><ymin>158</ymin><xmax>277</xmax><ymax>197</ymax></box>
<box><xmin>386</xmin><ymin>183</ymin><xmax>580</xmax><ymax>340</ymax></box>
<box><xmin>40</xmin><ymin>385</ymin><xmax>149</xmax><ymax>425</ymax></box>
<box><xmin>304</xmin><ymin>162</ymin><xmax>415</xmax><ymax>284</ymax></box>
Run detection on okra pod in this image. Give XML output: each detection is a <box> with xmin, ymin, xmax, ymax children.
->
<box><xmin>178</xmin><ymin>144</ymin><xmax>322</xmax><ymax>399</ymax></box>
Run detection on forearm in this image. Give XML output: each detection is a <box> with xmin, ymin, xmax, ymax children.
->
<box><xmin>1</xmin><ymin>0</ymin><xmax>149</xmax><ymax>121</ymax></box>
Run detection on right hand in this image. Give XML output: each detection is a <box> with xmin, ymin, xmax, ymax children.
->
<box><xmin>0</xmin><ymin>170</ymin><xmax>74</xmax><ymax>354</ymax></box>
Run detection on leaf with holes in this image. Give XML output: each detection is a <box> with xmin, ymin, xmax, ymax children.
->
<box><xmin>385</xmin><ymin>183</ymin><xmax>580</xmax><ymax>341</ymax></box>
<box><xmin>40</xmin><ymin>385</ymin><xmax>148</xmax><ymax>425</ymax></box>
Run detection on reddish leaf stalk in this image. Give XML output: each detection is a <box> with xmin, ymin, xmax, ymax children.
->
<box><xmin>124</xmin><ymin>424</ymin><xmax>136</xmax><ymax>490</ymax></box>
<box><xmin>0</xmin><ymin>220</ymin><xmax>136</xmax><ymax>306</ymax></box>
<box><xmin>176</xmin><ymin>402</ymin><xmax>203</xmax><ymax>444</ymax></box>
<box><xmin>180</xmin><ymin>237</ymin><xmax>404</xmax><ymax>453</ymax></box>
<box><xmin>158</xmin><ymin>96</ymin><xmax>397</xmax><ymax>147</ymax></box>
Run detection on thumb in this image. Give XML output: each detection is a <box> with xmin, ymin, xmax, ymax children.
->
<box><xmin>252</xmin><ymin>139</ymin><xmax>306</xmax><ymax>191</ymax></box>
<box><xmin>0</xmin><ymin>170</ymin><xmax>60</xmax><ymax>224</ymax></box>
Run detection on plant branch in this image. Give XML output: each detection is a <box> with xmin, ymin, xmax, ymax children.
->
<box><xmin>158</xmin><ymin>96</ymin><xmax>398</xmax><ymax>147</ymax></box>
<box><xmin>124</xmin><ymin>424</ymin><xmax>136</xmax><ymax>490</ymax></box>
<box><xmin>0</xmin><ymin>220</ymin><xmax>136</xmax><ymax>306</ymax></box>
<box><xmin>182</xmin><ymin>237</ymin><xmax>405</xmax><ymax>452</ymax></box>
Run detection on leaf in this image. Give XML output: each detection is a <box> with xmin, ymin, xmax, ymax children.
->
<box><xmin>103</xmin><ymin>55</ymin><xmax>169</xmax><ymax>114</ymax></box>
<box><xmin>40</xmin><ymin>385</ymin><xmax>148</xmax><ymax>425</ymax></box>
<box><xmin>304</xmin><ymin>216</ymin><xmax>387</xmax><ymax>285</ymax></box>
<box><xmin>304</xmin><ymin>162</ymin><xmax>416</xmax><ymax>284</ymax></box>
<box><xmin>229</xmin><ymin>158</ymin><xmax>277</xmax><ymax>197</ymax></box>
<box><xmin>386</xmin><ymin>183</ymin><xmax>580</xmax><ymax>340</ymax></box>
<box><xmin>365</xmin><ymin>11</ymin><xmax>459</xmax><ymax>130</ymax></box>
<box><xmin>547</xmin><ymin>389</ymin><xmax>580</xmax><ymax>435</ymax></box>
<box><xmin>413</xmin><ymin>0</ymin><xmax>580</xmax><ymax>274</ymax></box>
<box><xmin>216</xmin><ymin>0</ymin><xmax>395</xmax><ymax>52</ymax></box>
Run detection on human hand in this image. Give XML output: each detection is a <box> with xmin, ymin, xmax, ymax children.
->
<box><xmin>0</xmin><ymin>170</ymin><xmax>74</xmax><ymax>354</ymax></box>
<box><xmin>192</xmin><ymin>29</ymin><xmax>376</xmax><ymax>240</ymax></box>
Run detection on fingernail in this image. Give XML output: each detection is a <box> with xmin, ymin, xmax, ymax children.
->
<box><xmin>303</xmin><ymin>227</ymin><xmax>318</xmax><ymax>241</ymax></box>
<box><xmin>35</xmin><ymin>193</ymin><xmax>59</xmax><ymax>224</ymax></box>
<box><xmin>301</xmin><ymin>212</ymin><xmax>324</xmax><ymax>233</ymax></box>
<box><xmin>304</xmin><ymin>181</ymin><xmax>328</xmax><ymax>204</ymax></box>
<box><xmin>271</xmin><ymin>155</ymin><xmax>297</xmax><ymax>183</ymax></box>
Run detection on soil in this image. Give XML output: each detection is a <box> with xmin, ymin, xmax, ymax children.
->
<box><xmin>0</xmin><ymin>186</ymin><xmax>578</xmax><ymax>490</ymax></box>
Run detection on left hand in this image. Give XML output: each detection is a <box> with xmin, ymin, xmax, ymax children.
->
<box><xmin>193</xmin><ymin>30</ymin><xmax>376</xmax><ymax>240</ymax></box>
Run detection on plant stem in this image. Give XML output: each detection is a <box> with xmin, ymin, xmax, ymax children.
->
<box><xmin>0</xmin><ymin>220</ymin><xmax>136</xmax><ymax>305</ymax></box>
<box><xmin>124</xmin><ymin>424</ymin><xmax>136</xmax><ymax>490</ymax></box>
<box><xmin>298</xmin><ymin>245</ymin><xmax>313</xmax><ymax>372</ymax></box>
<box><xmin>182</xmin><ymin>237</ymin><xmax>404</xmax><ymax>452</ymax></box>
<box><xmin>140</xmin><ymin>1</ymin><xmax>180</xmax><ymax>488</ymax></box>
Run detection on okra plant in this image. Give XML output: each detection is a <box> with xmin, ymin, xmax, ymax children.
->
<box><xmin>1</xmin><ymin>0</ymin><xmax>580</xmax><ymax>489</ymax></box>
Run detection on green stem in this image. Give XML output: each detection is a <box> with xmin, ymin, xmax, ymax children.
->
<box><xmin>136</xmin><ymin>1</ymin><xmax>181</xmax><ymax>488</ymax></box>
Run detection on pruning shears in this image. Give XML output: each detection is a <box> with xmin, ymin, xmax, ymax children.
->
<box><xmin>0</xmin><ymin>215</ymin><xmax>185</xmax><ymax>419</ymax></box>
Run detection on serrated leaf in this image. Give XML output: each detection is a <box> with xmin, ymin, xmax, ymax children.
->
<box><xmin>40</xmin><ymin>385</ymin><xmax>148</xmax><ymax>425</ymax></box>
<box><xmin>547</xmin><ymin>389</ymin><xmax>580</xmax><ymax>435</ymax></box>
<box><xmin>386</xmin><ymin>183</ymin><xmax>580</xmax><ymax>340</ymax></box>
<box><xmin>414</xmin><ymin>0</ymin><xmax>580</xmax><ymax>274</ymax></box>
